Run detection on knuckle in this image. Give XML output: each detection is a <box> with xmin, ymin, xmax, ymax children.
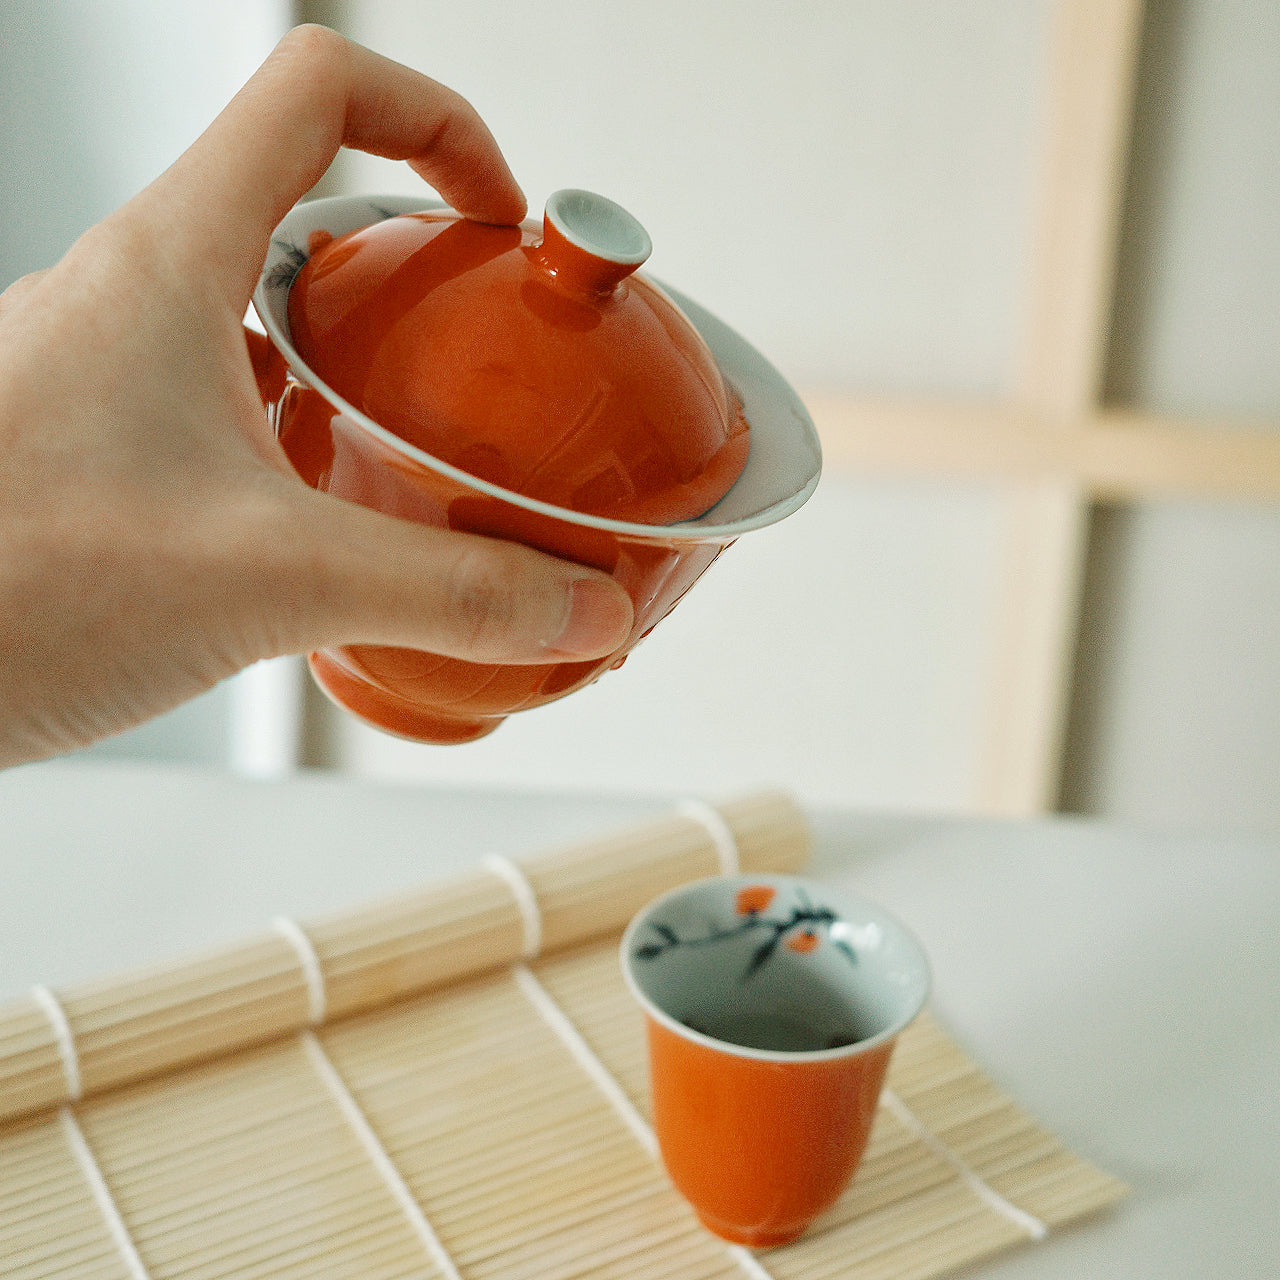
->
<box><xmin>444</xmin><ymin>547</ymin><xmax>523</xmax><ymax>654</ymax></box>
<box><xmin>277</xmin><ymin>23</ymin><xmax>347</xmax><ymax>75</ymax></box>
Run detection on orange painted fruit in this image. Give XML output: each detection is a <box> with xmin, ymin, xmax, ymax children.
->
<box><xmin>735</xmin><ymin>886</ymin><xmax>777</xmax><ymax>916</ymax></box>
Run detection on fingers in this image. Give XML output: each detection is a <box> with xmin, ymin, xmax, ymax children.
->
<box><xmin>150</xmin><ymin>24</ymin><xmax>526</xmax><ymax>302</ymax></box>
<box><xmin>255</xmin><ymin>486</ymin><xmax>634</xmax><ymax>666</ymax></box>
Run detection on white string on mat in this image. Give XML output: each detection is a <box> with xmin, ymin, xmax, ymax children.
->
<box><xmin>273</xmin><ymin>916</ymin><xmax>327</xmax><ymax>1026</ymax></box>
<box><xmin>482</xmin><ymin>854</ymin><xmax>543</xmax><ymax>960</ymax></box>
<box><xmin>726</xmin><ymin>1243</ymin><xmax>781</xmax><ymax>1280</ymax></box>
<box><xmin>280</xmin><ymin>910</ymin><xmax>462</xmax><ymax>1277</ymax></box>
<box><xmin>476</xmin><ymin>861</ymin><xmax>766</xmax><ymax>1273</ymax></box>
<box><xmin>301</xmin><ymin>1030</ymin><xmax>465</xmax><ymax>1280</ymax></box>
<box><xmin>676</xmin><ymin>798</ymin><xmax>741</xmax><ymax>875</ymax></box>
<box><xmin>511</xmin><ymin>964</ymin><xmax>656</xmax><ymax>1158</ymax></box>
<box><xmin>59</xmin><ymin>1106</ymin><xmax>153</xmax><ymax>1280</ymax></box>
<box><xmin>486</xmin><ymin>802</ymin><xmax>770</xmax><ymax>1277</ymax></box>
<box><xmin>510</xmin><ymin>963</ymin><xmax>776</xmax><ymax>1280</ymax></box>
<box><xmin>30</xmin><ymin>984</ymin><xmax>81</xmax><ymax>1102</ymax></box>
<box><xmin>880</xmin><ymin>1087</ymin><xmax>1049</xmax><ymax>1241</ymax></box>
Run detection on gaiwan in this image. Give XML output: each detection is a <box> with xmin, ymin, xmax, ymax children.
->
<box><xmin>251</xmin><ymin>187</ymin><xmax>819</xmax><ymax>745</ymax></box>
<box><xmin>284</xmin><ymin>189</ymin><xmax>751</xmax><ymax>525</ymax></box>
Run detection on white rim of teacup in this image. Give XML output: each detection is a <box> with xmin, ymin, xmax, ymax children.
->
<box><xmin>620</xmin><ymin>874</ymin><xmax>931</xmax><ymax>1064</ymax></box>
<box><xmin>252</xmin><ymin>193</ymin><xmax>821</xmax><ymax>545</ymax></box>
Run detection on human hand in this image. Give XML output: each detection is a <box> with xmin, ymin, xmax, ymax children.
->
<box><xmin>0</xmin><ymin>25</ymin><xmax>633</xmax><ymax>768</ymax></box>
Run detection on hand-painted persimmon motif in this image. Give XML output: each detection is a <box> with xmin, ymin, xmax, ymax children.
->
<box><xmin>736</xmin><ymin>885</ymin><xmax>776</xmax><ymax>916</ymax></box>
<box><xmin>786</xmin><ymin>930</ymin><xmax>821</xmax><ymax>954</ymax></box>
<box><xmin>635</xmin><ymin>886</ymin><xmax>858</xmax><ymax>981</ymax></box>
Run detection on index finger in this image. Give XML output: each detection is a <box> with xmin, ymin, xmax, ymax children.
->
<box><xmin>151</xmin><ymin>25</ymin><xmax>527</xmax><ymax>301</ymax></box>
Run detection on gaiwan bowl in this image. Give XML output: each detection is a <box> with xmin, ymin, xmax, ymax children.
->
<box><xmin>249</xmin><ymin>191</ymin><xmax>822</xmax><ymax>745</ymax></box>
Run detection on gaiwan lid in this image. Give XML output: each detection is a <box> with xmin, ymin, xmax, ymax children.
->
<box><xmin>286</xmin><ymin>189</ymin><xmax>750</xmax><ymax>525</ymax></box>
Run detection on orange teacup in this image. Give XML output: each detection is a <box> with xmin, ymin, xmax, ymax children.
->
<box><xmin>621</xmin><ymin>874</ymin><xmax>930</xmax><ymax>1248</ymax></box>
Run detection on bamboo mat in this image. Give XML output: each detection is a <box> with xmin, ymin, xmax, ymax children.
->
<box><xmin>0</xmin><ymin>792</ymin><xmax>1126</xmax><ymax>1280</ymax></box>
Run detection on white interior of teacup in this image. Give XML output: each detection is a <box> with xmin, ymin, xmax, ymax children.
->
<box><xmin>621</xmin><ymin>874</ymin><xmax>930</xmax><ymax>1062</ymax></box>
<box><xmin>253</xmin><ymin>193</ymin><xmax>822</xmax><ymax>542</ymax></box>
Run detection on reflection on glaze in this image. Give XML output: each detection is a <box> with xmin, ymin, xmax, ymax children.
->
<box><xmin>285</xmin><ymin>209</ymin><xmax>749</xmax><ymax>523</ymax></box>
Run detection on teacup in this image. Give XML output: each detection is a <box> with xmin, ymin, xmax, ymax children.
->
<box><xmin>246</xmin><ymin>192</ymin><xmax>822</xmax><ymax>745</ymax></box>
<box><xmin>621</xmin><ymin>874</ymin><xmax>930</xmax><ymax>1248</ymax></box>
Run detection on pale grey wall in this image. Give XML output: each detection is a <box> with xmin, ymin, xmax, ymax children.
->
<box><xmin>328</xmin><ymin>0</ymin><xmax>1050</xmax><ymax>399</ymax></box>
<box><xmin>0</xmin><ymin>1</ymin><xmax>291</xmax><ymax>288</ymax></box>
<box><xmin>1061</xmin><ymin>0</ymin><xmax>1280</xmax><ymax>832</ymax></box>
<box><xmin>0</xmin><ymin>0</ymin><xmax>292</xmax><ymax>766</ymax></box>
<box><xmin>324</xmin><ymin>0</ymin><xmax>1044</xmax><ymax>808</ymax></box>
<box><xmin>329</xmin><ymin>0</ymin><xmax>1280</xmax><ymax>829</ymax></box>
<box><xmin>339</xmin><ymin>471</ymin><xmax>1010</xmax><ymax>810</ymax></box>
<box><xmin>1065</xmin><ymin>502</ymin><xmax>1280</xmax><ymax>831</ymax></box>
<box><xmin>4</xmin><ymin>1</ymin><xmax>1276</xmax><ymax>829</ymax></box>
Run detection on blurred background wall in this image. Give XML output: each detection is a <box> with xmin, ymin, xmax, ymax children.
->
<box><xmin>0</xmin><ymin>0</ymin><xmax>300</xmax><ymax>773</ymax></box>
<box><xmin>2</xmin><ymin>0</ymin><xmax>1277</xmax><ymax>830</ymax></box>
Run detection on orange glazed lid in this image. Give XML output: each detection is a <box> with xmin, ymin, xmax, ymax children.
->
<box><xmin>286</xmin><ymin>189</ymin><xmax>750</xmax><ymax>525</ymax></box>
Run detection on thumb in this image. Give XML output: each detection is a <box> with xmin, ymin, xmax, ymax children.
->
<box><xmin>257</xmin><ymin>486</ymin><xmax>635</xmax><ymax>665</ymax></box>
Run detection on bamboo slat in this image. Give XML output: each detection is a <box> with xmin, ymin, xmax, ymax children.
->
<box><xmin>0</xmin><ymin>792</ymin><xmax>1126</xmax><ymax>1280</ymax></box>
<box><xmin>0</xmin><ymin>792</ymin><xmax>808</xmax><ymax>1129</ymax></box>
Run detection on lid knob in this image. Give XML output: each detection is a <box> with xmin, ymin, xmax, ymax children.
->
<box><xmin>538</xmin><ymin>188</ymin><xmax>653</xmax><ymax>296</ymax></box>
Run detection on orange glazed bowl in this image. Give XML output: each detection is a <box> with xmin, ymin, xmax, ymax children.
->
<box><xmin>250</xmin><ymin>191</ymin><xmax>821</xmax><ymax>744</ymax></box>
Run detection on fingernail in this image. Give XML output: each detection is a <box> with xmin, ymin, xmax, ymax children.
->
<box><xmin>551</xmin><ymin>579</ymin><xmax>633</xmax><ymax>657</ymax></box>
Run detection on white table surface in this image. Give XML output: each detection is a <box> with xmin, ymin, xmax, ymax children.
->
<box><xmin>2</xmin><ymin>760</ymin><xmax>1277</xmax><ymax>1277</ymax></box>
